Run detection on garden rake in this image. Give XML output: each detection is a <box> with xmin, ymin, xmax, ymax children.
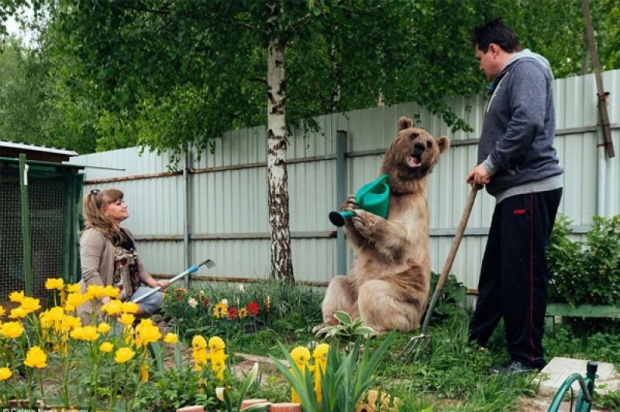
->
<box><xmin>132</xmin><ymin>259</ymin><xmax>215</xmax><ymax>304</ymax></box>
<box><xmin>401</xmin><ymin>185</ymin><xmax>480</xmax><ymax>361</ymax></box>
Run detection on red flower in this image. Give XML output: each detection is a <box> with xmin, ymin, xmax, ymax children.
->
<box><xmin>227</xmin><ymin>307</ymin><xmax>238</xmax><ymax>320</ymax></box>
<box><xmin>204</xmin><ymin>297</ymin><xmax>210</xmax><ymax>308</ymax></box>
<box><xmin>247</xmin><ymin>301</ymin><xmax>259</xmax><ymax>317</ymax></box>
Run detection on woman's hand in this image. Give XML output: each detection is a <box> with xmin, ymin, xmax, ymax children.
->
<box><xmin>155</xmin><ymin>280</ymin><xmax>171</xmax><ymax>289</ymax></box>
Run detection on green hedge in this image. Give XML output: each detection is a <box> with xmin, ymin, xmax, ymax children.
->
<box><xmin>547</xmin><ymin>214</ymin><xmax>620</xmax><ymax>307</ymax></box>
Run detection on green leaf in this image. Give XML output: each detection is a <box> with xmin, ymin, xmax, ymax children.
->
<box><xmin>333</xmin><ymin>310</ymin><xmax>353</xmax><ymax>324</ymax></box>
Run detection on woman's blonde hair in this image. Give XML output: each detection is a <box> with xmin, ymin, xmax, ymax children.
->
<box><xmin>83</xmin><ymin>188</ymin><xmax>125</xmax><ymax>245</ymax></box>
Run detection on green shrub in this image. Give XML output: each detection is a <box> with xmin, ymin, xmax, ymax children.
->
<box><xmin>426</xmin><ymin>271</ymin><xmax>468</xmax><ymax>323</ymax></box>
<box><xmin>547</xmin><ymin>214</ymin><xmax>620</xmax><ymax>306</ymax></box>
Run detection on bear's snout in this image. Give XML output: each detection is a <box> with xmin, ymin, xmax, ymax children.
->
<box><xmin>413</xmin><ymin>142</ymin><xmax>426</xmax><ymax>157</ymax></box>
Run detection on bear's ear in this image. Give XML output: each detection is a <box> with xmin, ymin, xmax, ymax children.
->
<box><xmin>436</xmin><ymin>136</ymin><xmax>451</xmax><ymax>153</ymax></box>
<box><xmin>398</xmin><ymin>116</ymin><xmax>413</xmax><ymax>131</ymax></box>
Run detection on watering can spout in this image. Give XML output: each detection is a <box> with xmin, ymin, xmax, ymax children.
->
<box><xmin>329</xmin><ymin>174</ymin><xmax>390</xmax><ymax>227</ymax></box>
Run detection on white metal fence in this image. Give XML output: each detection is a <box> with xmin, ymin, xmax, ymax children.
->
<box><xmin>70</xmin><ymin>69</ymin><xmax>620</xmax><ymax>293</ymax></box>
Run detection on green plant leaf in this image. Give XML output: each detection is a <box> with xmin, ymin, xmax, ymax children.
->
<box><xmin>332</xmin><ymin>310</ymin><xmax>353</xmax><ymax>324</ymax></box>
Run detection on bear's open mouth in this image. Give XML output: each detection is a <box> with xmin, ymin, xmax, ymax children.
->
<box><xmin>407</xmin><ymin>154</ymin><xmax>422</xmax><ymax>168</ymax></box>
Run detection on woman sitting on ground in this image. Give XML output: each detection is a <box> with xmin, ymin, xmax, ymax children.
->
<box><xmin>76</xmin><ymin>188</ymin><xmax>170</xmax><ymax>326</ymax></box>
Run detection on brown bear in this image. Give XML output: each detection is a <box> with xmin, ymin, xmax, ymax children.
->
<box><xmin>319</xmin><ymin>117</ymin><xmax>450</xmax><ymax>333</ymax></box>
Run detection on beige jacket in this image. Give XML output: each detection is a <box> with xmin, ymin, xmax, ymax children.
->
<box><xmin>77</xmin><ymin>228</ymin><xmax>150</xmax><ymax>323</ymax></box>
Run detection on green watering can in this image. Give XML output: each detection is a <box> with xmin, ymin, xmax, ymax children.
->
<box><xmin>329</xmin><ymin>174</ymin><xmax>390</xmax><ymax>227</ymax></box>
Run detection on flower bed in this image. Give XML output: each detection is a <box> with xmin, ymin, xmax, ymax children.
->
<box><xmin>163</xmin><ymin>286</ymin><xmax>271</xmax><ymax>341</ymax></box>
<box><xmin>0</xmin><ymin>280</ymin><xmax>237</xmax><ymax>410</ymax></box>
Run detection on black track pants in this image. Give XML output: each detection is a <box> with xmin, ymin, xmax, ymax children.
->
<box><xmin>469</xmin><ymin>188</ymin><xmax>562</xmax><ymax>369</ymax></box>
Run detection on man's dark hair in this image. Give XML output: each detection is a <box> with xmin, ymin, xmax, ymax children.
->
<box><xmin>471</xmin><ymin>18</ymin><xmax>521</xmax><ymax>53</ymax></box>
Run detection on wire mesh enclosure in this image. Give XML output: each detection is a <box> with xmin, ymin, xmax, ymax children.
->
<box><xmin>0</xmin><ymin>157</ymin><xmax>84</xmax><ymax>302</ymax></box>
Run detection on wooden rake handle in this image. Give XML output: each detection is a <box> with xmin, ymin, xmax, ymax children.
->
<box><xmin>420</xmin><ymin>185</ymin><xmax>481</xmax><ymax>334</ymax></box>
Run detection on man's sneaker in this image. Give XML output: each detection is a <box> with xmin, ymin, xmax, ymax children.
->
<box><xmin>488</xmin><ymin>360</ymin><xmax>535</xmax><ymax>375</ymax></box>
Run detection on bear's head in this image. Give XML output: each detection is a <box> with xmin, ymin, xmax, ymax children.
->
<box><xmin>380</xmin><ymin>117</ymin><xmax>450</xmax><ymax>192</ymax></box>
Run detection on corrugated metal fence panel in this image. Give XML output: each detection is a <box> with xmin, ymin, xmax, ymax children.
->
<box><xmin>606</xmin><ymin>131</ymin><xmax>620</xmax><ymax>216</ymax></box>
<box><xmin>70</xmin><ymin>69</ymin><xmax>620</xmax><ymax>290</ymax></box>
<box><xmin>600</xmin><ymin>70</ymin><xmax>619</xmax><ymax>217</ymax></box>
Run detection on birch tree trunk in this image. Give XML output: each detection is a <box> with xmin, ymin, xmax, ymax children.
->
<box><xmin>267</xmin><ymin>35</ymin><xmax>294</xmax><ymax>282</ymax></box>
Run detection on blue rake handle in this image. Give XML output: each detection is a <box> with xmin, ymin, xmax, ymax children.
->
<box><xmin>131</xmin><ymin>259</ymin><xmax>215</xmax><ymax>304</ymax></box>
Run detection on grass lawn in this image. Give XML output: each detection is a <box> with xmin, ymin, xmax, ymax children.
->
<box><xmin>161</xmin><ymin>279</ymin><xmax>620</xmax><ymax>412</ymax></box>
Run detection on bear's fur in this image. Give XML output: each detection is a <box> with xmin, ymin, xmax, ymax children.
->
<box><xmin>319</xmin><ymin>117</ymin><xmax>450</xmax><ymax>332</ymax></box>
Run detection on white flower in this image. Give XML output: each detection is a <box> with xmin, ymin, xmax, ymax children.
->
<box><xmin>238</xmin><ymin>284</ymin><xmax>245</xmax><ymax>292</ymax></box>
<box><xmin>199</xmin><ymin>289</ymin><xmax>205</xmax><ymax>296</ymax></box>
<box><xmin>221</xmin><ymin>298</ymin><xmax>228</xmax><ymax>305</ymax></box>
<box><xmin>188</xmin><ymin>297</ymin><xmax>198</xmax><ymax>308</ymax></box>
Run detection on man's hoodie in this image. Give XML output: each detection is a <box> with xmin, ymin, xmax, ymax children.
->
<box><xmin>479</xmin><ymin>49</ymin><xmax>564</xmax><ymax>201</ymax></box>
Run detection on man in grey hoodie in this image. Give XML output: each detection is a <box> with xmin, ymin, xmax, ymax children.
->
<box><xmin>467</xmin><ymin>18</ymin><xmax>563</xmax><ymax>375</ymax></box>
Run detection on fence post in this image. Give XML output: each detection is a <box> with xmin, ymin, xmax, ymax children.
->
<box><xmin>19</xmin><ymin>154</ymin><xmax>33</xmax><ymax>296</ymax></box>
<box><xmin>335</xmin><ymin>130</ymin><xmax>348</xmax><ymax>275</ymax></box>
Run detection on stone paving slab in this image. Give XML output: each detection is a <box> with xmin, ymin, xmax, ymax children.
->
<box><xmin>536</xmin><ymin>357</ymin><xmax>619</xmax><ymax>396</ymax></box>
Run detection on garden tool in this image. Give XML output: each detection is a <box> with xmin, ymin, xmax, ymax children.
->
<box><xmin>132</xmin><ymin>259</ymin><xmax>216</xmax><ymax>304</ymax></box>
<box><xmin>329</xmin><ymin>174</ymin><xmax>390</xmax><ymax>227</ymax></box>
<box><xmin>401</xmin><ymin>185</ymin><xmax>481</xmax><ymax>361</ymax></box>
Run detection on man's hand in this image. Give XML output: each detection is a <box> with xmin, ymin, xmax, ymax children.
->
<box><xmin>466</xmin><ymin>164</ymin><xmax>491</xmax><ymax>185</ymax></box>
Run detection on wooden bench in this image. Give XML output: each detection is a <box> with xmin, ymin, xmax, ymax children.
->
<box><xmin>546</xmin><ymin>303</ymin><xmax>620</xmax><ymax>328</ymax></box>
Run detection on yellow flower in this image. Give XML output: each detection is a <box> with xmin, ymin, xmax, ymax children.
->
<box><xmin>99</xmin><ymin>342</ymin><xmax>114</xmax><ymax>353</ymax></box>
<box><xmin>9</xmin><ymin>291</ymin><xmax>24</xmax><ymax>303</ymax></box>
<box><xmin>20</xmin><ymin>297</ymin><xmax>41</xmax><ymax>314</ymax></box>
<box><xmin>0</xmin><ymin>305</ymin><xmax>5</xmax><ymax>317</ymax></box>
<box><xmin>82</xmin><ymin>326</ymin><xmax>100</xmax><ymax>341</ymax></box>
<box><xmin>139</xmin><ymin>364</ymin><xmax>149</xmax><ymax>382</ymax></box>
<box><xmin>103</xmin><ymin>285</ymin><xmax>120</xmax><ymax>298</ymax></box>
<box><xmin>62</xmin><ymin>315</ymin><xmax>82</xmax><ymax>330</ymax></box>
<box><xmin>65</xmin><ymin>292</ymin><xmax>87</xmax><ymax>311</ymax></box>
<box><xmin>67</xmin><ymin>283</ymin><xmax>82</xmax><ymax>293</ymax></box>
<box><xmin>192</xmin><ymin>335</ymin><xmax>207</xmax><ymax>350</ymax></box>
<box><xmin>39</xmin><ymin>307</ymin><xmax>65</xmax><ymax>331</ymax></box>
<box><xmin>114</xmin><ymin>347</ymin><xmax>135</xmax><ymax>363</ymax></box>
<box><xmin>313</xmin><ymin>343</ymin><xmax>330</xmax><ymax>403</ymax></box>
<box><xmin>119</xmin><ymin>313</ymin><xmax>135</xmax><ymax>326</ymax></box>
<box><xmin>102</xmin><ymin>299</ymin><xmax>122</xmax><ymax>316</ymax></box>
<box><xmin>24</xmin><ymin>346</ymin><xmax>47</xmax><ymax>369</ymax></box>
<box><xmin>213</xmin><ymin>302</ymin><xmax>228</xmax><ymax>318</ymax></box>
<box><xmin>9</xmin><ymin>306</ymin><xmax>27</xmax><ymax>319</ymax></box>
<box><xmin>289</xmin><ymin>346</ymin><xmax>311</xmax><ymax>404</ymax></box>
<box><xmin>163</xmin><ymin>333</ymin><xmax>178</xmax><ymax>344</ymax></box>
<box><xmin>238</xmin><ymin>308</ymin><xmax>248</xmax><ymax>319</ymax></box>
<box><xmin>211</xmin><ymin>357</ymin><xmax>227</xmax><ymax>380</ymax></box>
<box><xmin>135</xmin><ymin>323</ymin><xmax>161</xmax><ymax>348</ymax></box>
<box><xmin>209</xmin><ymin>336</ymin><xmax>226</xmax><ymax>352</ymax></box>
<box><xmin>313</xmin><ymin>343</ymin><xmax>330</xmax><ymax>363</ymax></box>
<box><xmin>85</xmin><ymin>285</ymin><xmax>106</xmax><ymax>300</ymax></box>
<box><xmin>97</xmin><ymin>323</ymin><xmax>111</xmax><ymax>333</ymax></box>
<box><xmin>193</xmin><ymin>348</ymin><xmax>209</xmax><ymax>371</ymax></box>
<box><xmin>120</xmin><ymin>301</ymin><xmax>139</xmax><ymax>314</ymax></box>
<box><xmin>0</xmin><ymin>321</ymin><xmax>25</xmax><ymax>338</ymax></box>
<box><xmin>45</xmin><ymin>278</ymin><xmax>65</xmax><ymax>290</ymax></box>
<box><xmin>0</xmin><ymin>367</ymin><xmax>12</xmax><ymax>381</ymax></box>
<box><xmin>123</xmin><ymin>326</ymin><xmax>135</xmax><ymax>345</ymax></box>
<box><xmin>290</xmin><ymin>347</ymin><xmax>311</xmax><ymax>368</ymax></box>
<box><xmin>70</xmin><ymin>325</ymin><xmax>99</xmax><ymax>342</ymax></box>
